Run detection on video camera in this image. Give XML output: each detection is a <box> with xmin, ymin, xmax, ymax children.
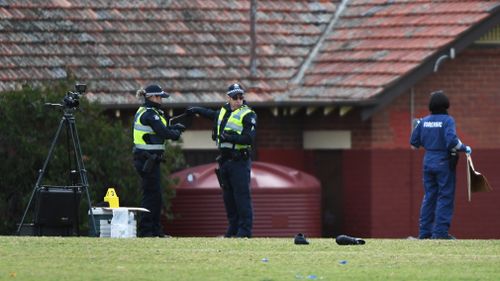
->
<box><xmin>62</xmin><ymin>83</ymin><xmax>86</xmax><ymax>109</ymax></box>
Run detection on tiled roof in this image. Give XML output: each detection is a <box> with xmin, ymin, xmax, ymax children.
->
<box><xmin>288</xmin><ymin>0</ymin><xmax>500</xmax><ymax>114</ymax></box>
<box><xmin>0</xmin><ymin>0</ymin><xmax>499</xmax><ymax>113</ymax></box>
<box><xmin>0</xmin><ymin>0</ymin><xmax>337</xmax><ymax>106</ymax></box>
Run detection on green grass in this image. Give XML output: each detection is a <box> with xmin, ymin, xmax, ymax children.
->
<box><xmin>1</xmin><ymin>237</ymin><xmax>499</xmax><ymax>281</ymax></box>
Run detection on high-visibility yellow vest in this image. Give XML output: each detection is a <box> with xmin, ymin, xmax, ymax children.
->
<box><xmin>133</xmin><ymin>106</ymin><xmax>167</xmax><ymax>150</ymax></box>
<box><xmin>217</xmin><ymin>105</ymin><xmax>253</xmax><ymax>150</ymax></box>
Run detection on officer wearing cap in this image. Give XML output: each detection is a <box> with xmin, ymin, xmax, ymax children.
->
<box><xmin>133</xmin><ymin>84</ymin><xmax>185</xmax><ymax>237</ymax></box>
<box><xmin>186</xmin><ymin>83</ymin><xmax>257</xmax><ymax>238</ymax></box>
<box><xmin>410</xmin><ymin>90</ymin><xmax>471</xmax><ymax>239</ymax></box>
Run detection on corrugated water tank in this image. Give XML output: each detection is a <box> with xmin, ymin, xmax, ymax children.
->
<box><xmin>164</xmin><ymin>161</ymin><xmax>321</xmax><ymax>237</ymax></box>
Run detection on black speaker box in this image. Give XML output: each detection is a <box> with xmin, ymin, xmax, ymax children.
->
<box><xmin>32</xmin><ymin>187</ymin><xmax>82</xmax><ymax>236</ymax></box>
<box><xmin>18</xmin><ymin>223</ymin><xmax>75</xmax><ymax>236</ymax></box>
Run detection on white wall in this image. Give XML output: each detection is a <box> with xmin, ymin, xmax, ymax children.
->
<box><xmin>303</xmin><ymin>130</ymin><xmax>351</xmax><ymax>149</ymax></box>
<box><xmin>178</xmin><ymin>130</ymin><xmax>217</xmax><ymax>149</ymax></box>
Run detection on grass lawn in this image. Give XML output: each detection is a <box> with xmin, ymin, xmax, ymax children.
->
<box><xmin>1</xmin><ymin>236</ymin><xmax>499</xmax><ymax>280</ymax></box>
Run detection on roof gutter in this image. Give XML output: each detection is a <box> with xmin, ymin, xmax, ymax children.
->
<box><xmin>101</xmin><ymin>98</ymin><xmax>377</xmax><ymax>110</ymax></box>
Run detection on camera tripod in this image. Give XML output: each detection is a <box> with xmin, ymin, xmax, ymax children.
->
<box><xmin>16</xmin><ymin>107</ymin><xmax>98</xmax><ymax>236</ymax></box>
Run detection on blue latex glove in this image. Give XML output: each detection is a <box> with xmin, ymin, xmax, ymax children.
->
<box><xmin>465</xmin><ymin>146</ymin><xmax>472</xmax><ymax>155</ymax></box>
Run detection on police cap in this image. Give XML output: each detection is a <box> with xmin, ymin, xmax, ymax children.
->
<box><xmin>145</xmin><ymin>84</ymin><xmax>169</xmax><ymax>98</ymax></box>
<box><xmin>227</xmin><ymin>83</ymin><xmax>245</xmax><ymax>97</ymax></box>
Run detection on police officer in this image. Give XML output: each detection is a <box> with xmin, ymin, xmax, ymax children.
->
<box><xmin>186</xmin><ymin>83</ymin><xmax>257</xmax><ymax>238</ymax></box>
<box><xmin>133</xmin><ymin>84</ymin><xmax>185</xmax><ymax>237</ymax></box>
<box><xmin>410</xmin><ymin>90</ymin><xmax>471</xmax><ymax>239</ymax></box>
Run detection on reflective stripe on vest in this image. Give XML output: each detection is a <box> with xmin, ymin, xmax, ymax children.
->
<box><xmin>133</xmin><ymin>106</ymin><xmax>167</xmax><ymax>150</ymax></box>
<box><xmin>217</xmin><ymin>105</ymin><xmax>253</xmax><ymax>150</ymax></box>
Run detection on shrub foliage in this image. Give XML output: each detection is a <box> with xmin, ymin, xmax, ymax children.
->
<box><xmin>0</xmin><ymin>81</ymin><xmax>184</xmax><ymax>234</ymax></box>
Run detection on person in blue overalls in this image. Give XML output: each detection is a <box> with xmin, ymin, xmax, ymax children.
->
<box><xmin>186</xmin><ymin>83</ymin><xmax>257</xmax><ymax>238</ymax></box>
<box><xmin>133</xmin><ymin>84</ymin><xmax>185</xmax><ymax>237</ymax></box>
<box><xmin>410</xmin><ymin>90</ymin><xmax>471</xmax><ymax>239</ymax></box>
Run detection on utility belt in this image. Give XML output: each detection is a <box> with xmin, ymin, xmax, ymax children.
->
<box><xmin>214</xmin><ymin>149</ymin><xmax>248</xmax><ymax>190</ymax></box>
<box><xmin>218</xmin><ymin>149</ymin><xmax>250</xmax><ymax>162</ymax></box>
<box><xmin>133</xmin><ymin>151</ymin><xmax>165</xmax><ymax>173</ymax></box>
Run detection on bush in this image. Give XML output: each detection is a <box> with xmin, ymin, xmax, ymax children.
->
<box><xmin>0</xmin><ymin>81</ymin><xmax>184</xmax><ymax>235</ymax></box>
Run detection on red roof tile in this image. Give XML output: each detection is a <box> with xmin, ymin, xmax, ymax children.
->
<box><xmin>0</xmin><ymin>0</ymin><xmax>498</xmax><ymax>111</ymax></box>
<box><xmin>289</xmin><ymin>0</ymin><xmax>500</xmax><ymax>106</ymax></box>
<box><xmin>0</xmin><ymin>0</ymin><xmax>338</xmax><ymax>105</ymax></box>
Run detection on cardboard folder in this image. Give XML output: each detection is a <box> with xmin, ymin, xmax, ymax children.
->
<box><xmin>466</xmin><ymin>155</ymin><xmax>492</xmax><ymax>202</ymax></box>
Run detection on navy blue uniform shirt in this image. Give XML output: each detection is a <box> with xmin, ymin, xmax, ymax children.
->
<box><xmin>410</xmin><ymin>114</ymin><xmax>465</xmax><ymax>169</ymax></box>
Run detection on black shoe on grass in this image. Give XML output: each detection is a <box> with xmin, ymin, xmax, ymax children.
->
<box><xmin>294</xmin><ymin>233</ymin><xmax>309</xmax><ymax>245</ymax></box>
<box><xmin>336</xmin><ymin>234</ymin><xmax>366</xmax><ymax>245</ymax></box>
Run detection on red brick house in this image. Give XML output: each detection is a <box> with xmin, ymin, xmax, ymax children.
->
<box><xmin>1</xmin><ymin>0</ymin><xmax>499</xmax><ymax>238</ymax></box>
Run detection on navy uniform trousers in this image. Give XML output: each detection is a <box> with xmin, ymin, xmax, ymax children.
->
<box><xmin>134</xmin><ymin>157</ymin><xmax>163</xmax><ymax>237</ymax></box>
<box><xmin>420</xmin><ymin>159</ymin><xmax>456</xmax><ymax>238</ymax></box>
<box><xmin>219</xmin><ymin>158</ymin><xmax>253</xmax><ymax>238</ymax></box>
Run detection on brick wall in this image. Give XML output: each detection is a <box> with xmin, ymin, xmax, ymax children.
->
<box><xmin>452</xmin><ymin>149</ymin><xmax>500</xmax><ymax>238</ymax></box>
<box><xmin>177</xmin><ymin>47</ymin><xmax>500</xmax><ymax>238</ymax></box>
<box><xmin>176</xmin><ymin>104</ymin><xmax>372</xmax><ymax>151</ymax></box>
<box><xmin>256</xmin><ymin>109</ymin><xmax>303</xmax><ymax>149</ymax></box>
<box><xmin>372</xmin><ymin>47</ymin><xmax>500</xmax><ymax>149</ymax></box>
<box><xmin>341</xmin><ymin>150</ymin><xmax>372</xmax><ymax>237</ymax></box>
<box><xmin>341</xmin><ymin>149</ymin><xmax>421</xmax><ymax>238</ymax></box>
<box><xmin>347</xmin><ymin>47</ymin><xmax>500</xmax><ymax>238</ymax></box>
<box><xmin>342</xmin><ymin>149</ymin><xmax>500</xmax><ymax>239</ymax></box>
<box><xmin>256</xmin><ymin>107</ymin><xmax>372</xmax><ymax>150</ymax></box>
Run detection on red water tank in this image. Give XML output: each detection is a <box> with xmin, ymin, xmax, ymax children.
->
<box><xmin>164</xmin><ymin>161</ymin><xmax>321</xmax><ymax>237</ymax></box>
